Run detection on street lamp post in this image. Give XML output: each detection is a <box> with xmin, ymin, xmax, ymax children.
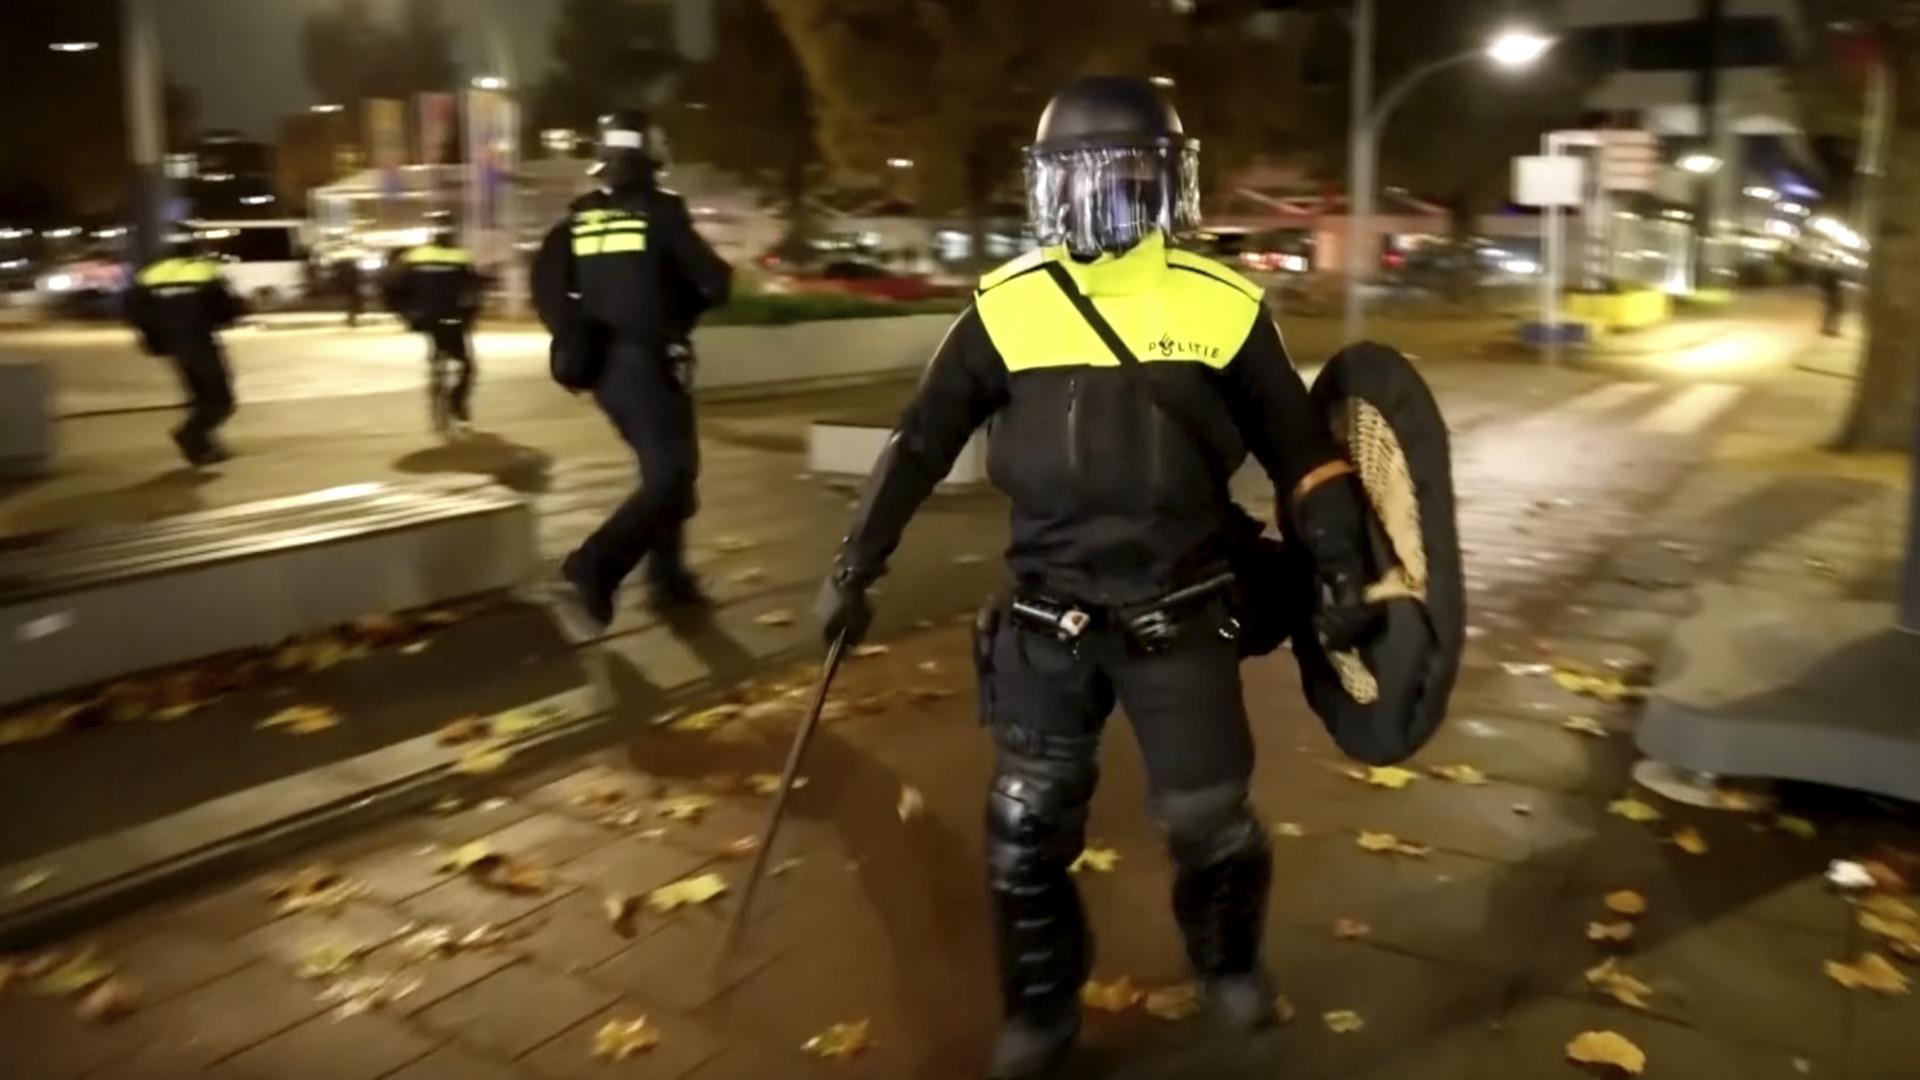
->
<box><xmin>1343</xmin><ymin>26</ymin><xmax>1552</xmax><ymax>341</ymax></box>
<box><xmin>122</xmin><ymin>0</ymin><xmax>167</xmax><ymax>264</ymax></box>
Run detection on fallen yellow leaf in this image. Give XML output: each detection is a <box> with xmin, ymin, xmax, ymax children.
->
<box><xmin>1711</xmin><ymin>786</ymin><xmax>1771</xmax><ymax>813</ymax></box>
<box><xmin>265</xmin><ymin>864</ymin><xmax>363</xmax><ymax>915</ymax></box>
<box><xmin>770</xmin><ymin>857</ymin><xmax>805</xmax><ymax>878</ymax></box>
<box><xmin>1356</xmin><ymin>831</ymin><xmax>1431</xmax><ymax>858</ymax></box>
<box><xmin>593</xmin><ymin>1016</ymin><xmax>662</xmax><ymax>1061</ymax></box>
<box><xmin>1607</xmin><ymin>797</ymin><xmax>1664</xmax><ymax>824</ymax></box>
<box><xmin>34</xmin><ymin>947</ymin><xmax>115</xmax><ymax>997</ymax></box>
<box><xmin>747</xmin><ymin>773</ymin><xmax>808</xmax><ymax>796</ymax></box>
<box><xmin>1671</xmin><ymin>827</ymin><xmax>1709</xmax><ymax>855</ymax></box>
<box><xmin>1274</xmin><ymin>995</ymin><xmax>1297</xmax><ymax>1025</ymax></box>
<box><xmin>1604</xmin><ymin>890</ymin><xmax>1648</xmax><ymax>918</ymax></box>
<box><xmin>851</xmin><ymin>644</ymin><xmax>891</xmax><ymax>659</ymax></box>
<box><xmin>10</xmin><ymin>869</ymin><xmax>55</xmax><ymax>896</ymax></box>
<box><xmin>1825</xmin><ymin>952</ymin><xmax>1911</xmax><ymax>995</ymax></box>
<box><xmin>730</xmin><ymin>566</ymin><xmax>767</xmax><ymax>585</ymax></box>
<box><xmin>603</xmin><ymin>892</ymin><xmax>641</xmax><ymax>937</ymax></box>
<box><xmin>258</xmin><ymin>704</ymin><xmax>341</xmax><ymax>735</ymax></box>
<box><xmin>753</xmin><ymin>609</ymin><xmax>796</xmax><ymax>628</ymax></box>
<box><xmin>1069</xmin><ymin>844</ymin><xmax>1121</xmax><ymax>874</ymax></box>
<box><xmin>646</xmin><ymin>873</ymin><xmax>728</xmax><ymax>913</ymax></box>
<box><xmin>1347</xmin><ymin>765</ymin><xmax>1419</xmax><ymax>790</ymax></box>
<box><xmin>439</xmin><ymin>841</ymin><xmax>498</xmax><ymax>875</ymax></box>
<box><xmin>1858</xmin><ymin>911</ymin><xmax>1920</xmax><ymax>951</ymax></box>
<box><xmin>453</xmin><ymin>743</ymin><xmax>512</xmax><ymax>775</ymax></box>
<box><xmin>1587</xmin><ymin>920</ymin><xmax>1635</xmax><ymax>945</ymax></box>
<box><xmin>1143</xmin><ymin>982</ymin><xmax>1202</xmax><ymax>1021</ymax></box>
<box><xmin>712</xmin><ymin>536</ymin><xmax>759</xmax><ymax>554</ymax></box>
<box><xmin>74</xmin><ymin>978</ymin><xmax>139</xmax><ymax>1024</ymax></box>
<box><xmin>490</xmin><ymin>704</ymin><xmax>565</xmax><ymax>737</ymax></box>
<box><xmin>719</xmin><ymin>835</ymin><xmax>761</xmax><ymax>860</ymax></box>
<box><xmin>1566</xmin><ymin>1030</ymin><xmax>1647</xmax><ymax>1075</ymax></box>
<box><xmin>1584</xmin><ymin>957</ymin><xmax>1654</xmax><ymax>1009</ymax></box>
<box><xmin>1553</xmin><ymin>668</ymin><xmax>1645</xmax><ymax>703</ymax></box>
<box><xmin>1429</xmin><ymin>764</ymin><xmax>1490</xmax><ymax>786</ymax></box>
<box><xmin>664</xmin><ymin>704</ymin><xmax>743</xmax><ymax>733</ymax></box>
<box><xmin>296</xmin><ymin>942</ymin><xmax>368</xmax><ymax>980</ymax></box>
<box><xmin>1773</xmin><ymin>815</ymin><xmax>1817</xmax><ymax>840</ymax></box>
<box><xmin>0</xmin><ymin>702</ymin><xmax>84</xmax><ymax>747</ymax></box>
<box><xmin>1081</xmin><ymin>975</ymin><xmax>1144</xmax><ymax>1013</ymax></box>
<box><xmin>801</xmin><ymin>1019</ymin><xmax>875</xmax><ymax>1059</ymax></box>
<box><xmin>1563</xmin><ymin>715</ymin><xmax>1609</xmax><ymax>738</ymax></box>
<box><xmin>897</xmin><ymin>784</ymin><xmax>925</xmax><ymax>823</ymax></box>
<box><xmin>658</xmin><ymin>794</ymin><xmax>716</xmax><ymax>822</ymax></box>
<box><xmin>1333</xmin><ymin>917</ymin><xmax>1372</xmax><ymax>941</ymax></box>
<box><xmin>1323</xmin><ymin>1009</ymin><xmax>1365</xmax><ymax>1034</ymax></box>
<box><xmin>1273</xmin><ymin>822</ymin><xmax>1307</xmax><ymax>838</ymax></box>
<box><xmin>435</xmin><ymin>715</ymin><xmax>487</xmax><ymax>745</ymax></box>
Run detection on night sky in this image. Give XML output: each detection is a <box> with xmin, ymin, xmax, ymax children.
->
<box><xmin>154</xmin><ymin>0</ymin><xmax>561</xmax><ymax>138</ymax></box>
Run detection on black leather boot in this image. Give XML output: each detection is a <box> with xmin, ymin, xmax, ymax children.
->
<box><xmin>1160</xmin><ymin>787</ymin><xmax>1279</xmax><ymax>1032</ymax></box>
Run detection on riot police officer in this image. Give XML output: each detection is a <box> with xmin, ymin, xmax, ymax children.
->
<box><xmin>534</xmin><ymin>109</ymin><xmax>733</xmax><ymax>628</ymax></box>
<box><xmin>125</xmin><ymin>234</ymin><xmax>245</xmax><ymax>466</ymax></box>
<box><xmin>815</xmin><ymin>77</ymin><xmax>1379</xmax><ymax>1077</ymax></box>
<box><xmin>394</xmin><ymin>210</ymin><xmax>483</xmax><ymax>433</ymax></box>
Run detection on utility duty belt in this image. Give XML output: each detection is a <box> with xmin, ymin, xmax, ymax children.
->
<box><xmin>1009</xmin><ymin>569</ymin><xmax>1237</xmax><ymax>652</ymax></box>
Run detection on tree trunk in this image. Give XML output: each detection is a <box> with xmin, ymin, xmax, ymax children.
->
<box><xmin>1837</xmin><ymin>47</ymin><xmax>1920</xmax><ymax>451</ymax></box>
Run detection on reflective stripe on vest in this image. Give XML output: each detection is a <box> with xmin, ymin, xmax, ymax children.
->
<box><xmin>136</xmin><ymin>257</ymin><xmax>220</xmax><ymax>287</ymax></box>
<box><xmin>973</xmin><ymin>234</ymin><xmax>1264</xmax><ymax>373</ymax></box>
<box><xmin>572</xmin><ymin>209</ymin><xmax>648</xmax><ymax>256</ymax></box>
<box><xmin>404</xmin><ymin>245</ymin><xmax>473</xmax><ymax>266</ymax></box>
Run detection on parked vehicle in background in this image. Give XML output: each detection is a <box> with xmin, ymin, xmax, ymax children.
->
<box><xmin>767</xmin><ymin>260</ymin><xmax>963</xmax><ymax>302</ymax></box>
<box><xmin>33</xmin><ymin>252</ymin><xmax>128</xmax><ymax>319</ymax></box>
<box><xmin>187</xmin><ymin>218</ymin><xmax>309</xmax><ymax>309</ymax></box>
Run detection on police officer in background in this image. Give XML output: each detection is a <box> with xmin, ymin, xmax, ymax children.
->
<box><xmin>815</xmin><ymin>77</ymin><xmax>1379</xmax><ymax>1077</ymax></box>
<box><xmin>534</xmin><ymin>109</ymin><xmax>732</xmax><ymax>629</ymax></box>
<box><xmin>125</xmin><ymin>234</ymin><xmax>245</xmax><ymax>466</ymax></box>
<box><xmin>394</xmin><ymin>210</ymin><xmax>483</xmax><ymax>433</ymax></box>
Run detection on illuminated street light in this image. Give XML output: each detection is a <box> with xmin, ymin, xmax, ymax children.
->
<box><xmin>1744</xmin><ymin>185</ymin><xmax>1779</xmax><ymax>201</ymax></box>
<box><xmin>472</xmin><ymin>75</ymin><xmax>508</xmax><ymax>91</ymax></box>
<box><xmin>1485</xmin><ymin>30</ymin><xmax>1554</xmax><ymax>67</ymax></box>
<box><xmin>887</xmin><ymin>157</ymin><xmax>915</xmax><ymax>169</ymax></box>
<box><xmin>311</xmin><ymin>103</ymin><xmax>345</xmax><ymax>114</ymax></box>
<box><xmin>1779</xmin><ymin>201</ymin><xmax>1811</xmax><ymax>217</ymax></box>
<box><xmin>1150</xmin><ymin>75</ymin><xmax>1177</xmax><ymax>89</ymax></box>
<box><xmin>1679</xmin><ymin>153</ymin><xmax>1721</xmax><ymax>175</ymax></box>
<box><xmin>49</xmin><ymin>41</ymin><xmax>100</xmax><ymax>53</ymax></box>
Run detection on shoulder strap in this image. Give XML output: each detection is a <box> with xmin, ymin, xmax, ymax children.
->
<box><xmin>1041</xmin><ymin>261</ymin><xmax>1224</xmax><ymax>480</ymax></box>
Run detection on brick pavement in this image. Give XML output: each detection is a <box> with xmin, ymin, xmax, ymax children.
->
<box><xmin>5</xmin><ymin>307</ymin><xmax>1919</xmax><ymax>1080</ymax></box>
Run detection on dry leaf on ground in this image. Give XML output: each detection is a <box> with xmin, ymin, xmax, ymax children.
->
<box><xmin>1553</xmin><ymin>668</ymin><xmax>1646</xmax><ymax>703</ymax></box>
<box><xmin>258</xmin><ymin>704</ymin><xmax>341</xmax><ymax>735</ymax></box>
<box><xmin>435</xmin><ymin>715</ymin><xmax>487</xmax><ymax>745</ymax></box>
<box><xmin>667</xmin><ymin>704</ymin><xmax>743</xmax><ymax>732</ymax></box>
<box><xmin>1563</xmin><ymin>715</ymin><xmax>1609</xmax><ymax>738</ymax></box>
<box><xmin>1347</xmin><ymin>765</ymin><xmax>1418</xmax><ymax>790</ymax></box>
<box><xmin>1333</xmin><ymin>918</ymin><xmax>1372</xmax><ymax>941</ymax></box>
<box><xmin>1585</xmin><ymin>958</ymin><xmax>1655</xmax><ymax>1009</ymax></box>
<box><xmin>1511</xmin><ymin>803</ymin><xmax>1535</xmax><ymax>816</ymax></box>
<box><xmin>1429</xmin><ymin>764</ymin><xmax>1490</xmax><ymax>786</ymax></box>
<box><xmin>1081</xmin><ymin>975</ymin><xmax>1144</xmax><ymax>1013</ymax></box>
<box><xmin>658</xmin><ymin>794</ymin><xmax>716</xmax><ymax>822</ymax></box>
<box><xmin>0</xmin><ymin>702</ymin><xmax>85</xmax><ymax>747</ymax></box>
<box><xmin>1604</xmin><ymin>890</ymin><xmax>1648</xmax><ymax>918</ymax></box>
<box><xmin>712</xmin><ymin>536</ymin><xmax>759</xmax><ymax>554</ymax></box>
<box><xmin>851</xmin><ymin>644</ymin><xmax>891</xmax><ymax>659</ymax></box>
<box><xmin>917</xmin><ymin>660</ymin><xmax>944</xmax><ymax>675</ymax></box>
<box><xmin>1857</xmin><ymin>910</ymin><xmax>1920</xmax><ymax>954</ymax></box>
<box><xmin>730</xmin><ymin>567</ymin><xmax>767</xmax><ymax>585</ymax></box>
<box><xmin>453</xmin><ymin>743</ymin><xmax>512</xmax><ymax>775</ymax></box>
<box><xmin>1588</xmin><ymin>921</ymin><xmax>1636</xmax><ymax>945</ymax></box>
<box><xmin>1773</xmin><ymin>815</ymin><xmax>1817</xmax><ymax>840</ymax></box>
<box><xmin>296</xmin><ymin>942</ymin><xmax>369</xmax><ymax>980</ymax></box>
<box><xmin>1566</xmin><ymin>1030</ymin><xmax>1647</xmax><ymax>1075</ymax></box>
<box><xmin>1323</xmin><ymin>1009</ymin><xmax>1365</xmax><ymax>1034</ymax></box>
<box><xmin>34</xmin><ymin>947</ymin><xmax>115</xmax><ymax>997</ymax></box>
<box><xmin>401</xmin><ymin>640</ymin><xmax>431</xmax><ymax>656</ymax></box>
<box><xmin>897</xmin><ymin>784</ymin><xmax>925</xmax><ymax>823</ymax></box>
<box><xmin>266</xmin><ymin>865</ymin><xmax>363</xmax><ymax>915</ymax></box>
<box><xmin>75</xmin><ymin>979</ymin><xmax>139</xmax><ymax>1023</ymax></box>
<box><xmin>1825</xmin><ymin>953</ymin><xmax>1911</xmax><ymax>995</ymax></box>
<box><xmin>802</xmin><ymin>1019</ymin><xmax>875</xmax><ymax>1059</ymax></box>
<box><xmin>10</xmin><ymin>869</ymin><xmax>55</xmax><ymax>896</ymax></box>
<box><xmin>593</xmin><ymin>1016</ymin><xmax>662</xmax><ymax>1061</ymax></box>
<box><xmin>1607</xmin><ymin>797</ymin><xmax>1664</xmax><ymax>824</ymax></box>
<box><xmin>1069</xmin><ymin>845</ymin><xmax>1120</xmax><ymax>874</ymax></box>
<box><xmin>646</xmin><ymin>873</ymin><xmax>727</xmax><ymax>913</ymax></box>
<box><xmin>719</xmin><ymin>836</ymin><xmax>760</xmax><ymax>860</ymax></box>
<box><xmin>753</xmin><ymin>609</ymin><xmax>796</xmax><ymax>628</ymax></box>
<box><xmin>747</xmin><ymin>773</ymin><xmax>807</xmax><ymax>796</ymax></box>
<box><xmin>1710</xmin><ymin>786</ymin><xmax>1771</xmax><ymax>813</ymax></box>
<box><xmin>439</xmin><ymin>841</ymin><xmax>499</xmax><ymax>875</ymax></box>
<box><xmin>1671</xmin><ymin>827</ymin><xmax>1709</xmax><ymax>855</ymax></box>
<box><xmin>1274</xmin><ymin>822</ymin><xmax>1307</xmax><ymax>838</ymax></box>
<box><xmin>1357</xmin><ymin>831</ymin><xmax>1431</xmax><ymax>858</ymax></box>
<box><xmin>1143</xmin><ymin>983</ymin><xmax>1202</xmax><ymax>1021</ymax></box>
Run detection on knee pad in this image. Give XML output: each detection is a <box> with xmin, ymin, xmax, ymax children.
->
<box><xmin>1151</xmin><ymin>782</ymin><xmax>1265</xmax><ymax>868</ymax></box>
<box><xmin>986</xmin><ymin>747</ymin><xmax>1096</xmax><ymax>872</ymax></box>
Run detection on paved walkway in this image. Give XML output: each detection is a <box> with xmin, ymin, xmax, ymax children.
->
<box><xmin>5</xmin><ymin>299</ymin><xmax>1918</xmax><ymax>1080</ymax></box>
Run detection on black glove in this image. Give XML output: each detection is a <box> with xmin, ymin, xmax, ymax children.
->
<box><xmin>814</xmin><ymin>566</ymin><xmax>874</xmax><ymax>649</ymax></box>
<box><xmin>1314</xmin><ymin>562</ymin><xmax>1381</xmax><ymax>653</ymax></box>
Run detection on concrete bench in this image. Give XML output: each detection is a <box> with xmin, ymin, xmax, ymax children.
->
<box><xmin>0</xmin><ymin>360</ymin><xmax>53</xmax><ymax>478</ymax></box>
<box><xmin>807</xmin><ymin>410</ymin><xmax>988</xmax><ymax>490</ymax></box>
<box><xmin>1</xmin><ymin>481</ymin><xmax>536</xmax><ymax>709</ymax></box>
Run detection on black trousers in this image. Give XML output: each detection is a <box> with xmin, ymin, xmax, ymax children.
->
<box><xmin>980</xmin><ymin>596</ymin><xmax>1270</xmax><ymax>1020</ymax></box>
<box><xmin>572</xmin><ymin>342</ymin><xmax>699</xmax><ymax>595</ymax></box>
<box><xmin>167</xmin><ymin>335</ymin><xmax>235</xmax><ymax>452</ymax></box>
<box><xmin>425</xmin><ymin>324</ymin><xmax>475</xmax><ymax>421</ymax></box>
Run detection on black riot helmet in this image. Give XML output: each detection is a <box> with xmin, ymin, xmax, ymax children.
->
<box><xmin>595</xmin><ymin>108</ymin><xmax>668</xmax><ymax>192</ymax></box>
<box><xmin>1026</xmin><ymin>76</ymin><xmax>1201</xmax><ymax>258</ymax></box>
<box><xmin>424</xmin><ymin>209</ymin><xmax>457</xmax><ymax>248</ymax></box>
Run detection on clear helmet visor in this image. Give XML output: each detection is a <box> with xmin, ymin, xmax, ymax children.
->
<box><xmin>1025</xmin><ymin>142</ymin><xmax>1200</xmax><ymax>256</ymax></box>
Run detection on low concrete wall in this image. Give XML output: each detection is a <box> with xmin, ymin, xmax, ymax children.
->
<box><xmin>0</xmin><ymin>360</ymin><xmax>53</xmax><ymax>478</ymax></box>
<box><xmin>690</xmin><ymin>314</ymin><xmax>953</xmax><ymax>394</ymax></box>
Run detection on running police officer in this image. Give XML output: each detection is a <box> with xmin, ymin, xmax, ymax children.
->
<box><xmin>394</xmin><ymin>210</ymin><xmax>483</xmax><ymax>434</ymax></box>
<box><xmin>534</xmin><ymin>109</ymin><xmax>732</xmax><ymax>629</ymax></box>
<box><xmin>126</xmin><ymin>234</ymin><xmax>245</xmax><ymax>466</ymax></box>
<box><xmin>815</xmin><ymin>77</ymin><xmax>1380</xmax><ymax>1078</ymax></box>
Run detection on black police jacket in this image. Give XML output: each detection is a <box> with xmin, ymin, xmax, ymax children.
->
<box><xmin>532</xmin><ymin>185</ymin><xmax>732</xmax><ymax>364</ymax></box>
<box><xmin>393</xmin><ymin>244</ymin><xmax>482</xmax><ymax>331</ymax></box>
<box><xmin>125</xmin><ymin>256</ymin><xmax>244</xmax><ymax>356</ymax></box>
<box><xmin>837</xmin><ymin>234</ymin><xmax>1360</xmax><ymax>607</ymax></box>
